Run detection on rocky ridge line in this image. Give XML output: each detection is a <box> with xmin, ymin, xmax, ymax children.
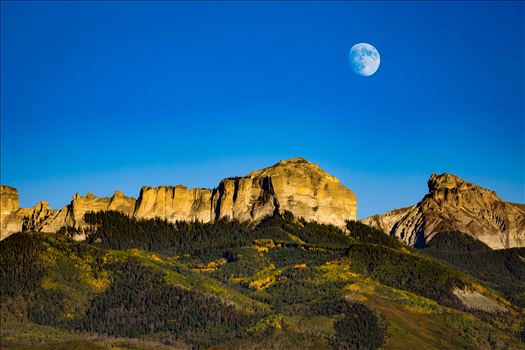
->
<box><xmin>362</xmin><ymin>173</ymin><xmax>525</xmax><ymax>249</ymax></box>
<box><xmin>0</xmin><ymin>158</ymin><xmax>357</xmax><ymax>240</ymax></box>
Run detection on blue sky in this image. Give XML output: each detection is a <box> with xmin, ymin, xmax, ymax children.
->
<box><xmin>1</xmin><ymin>1</ymin><xmax>523</xmax><ymax>218</ymax></box>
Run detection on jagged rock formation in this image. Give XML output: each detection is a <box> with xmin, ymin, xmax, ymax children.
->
<box><xmin>70</xmin><ymin>191</ymin><xmax>136</xmax><ymax>228</ymax></box>
<box><xmin>0</xmin><ymin>187</ymin><xmax>137</xmax><ymax>240</ymax></box>
<box><xmin>0</xmin><ymin>158</ymin><xmax>357</xmax><ymax>239</ymax></box>
<box><xmin>362</xmin><ymin>173</ymin><xmax>525</xmax><ymax>249</ymax></box>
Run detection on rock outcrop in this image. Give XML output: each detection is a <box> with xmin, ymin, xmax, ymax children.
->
<box><xmin>0</xmin><ymin>186</ymin><xmax>19</xmax><ymax>217</ymax></box>
<box><xmin>0</xmin><ymin>188</ymin><xmax>137</xmax><ymax>239</ymax></box>
<box><xmin>0</xmin><ymin>158</ymin><xmax>357</xmax><ymax>239</ymax></box>
<box><xmin>70</xmin><ymin>191</ymin><xmax>136</xmax><ymax>228</ymax></box>
<box><xmin>361</xmin><ymin>206</ymin><xmax>414</xmax><ymax>236</ymax></box>
<box><xmin>362</xmin><ymin>173</ymin><xmax>525</xmax><ymax>249</ymax></box>
<box><xmin>133</xmin><ymin>158</ymin><xmax>357</xmax><ymax>226</ymax></box>
<box><xmin>135</xmin><ymin>186</ymin><xmax>213</xmax><ymax>223</ymax></box>
<box><xmin>211</xmin><ymin>158</ymin><xmax>357</xmax><ymax>225</ymax></box>
<box><xmin>1</xmin><ymin>186</ymin><xmax>23</xmax><ymax>238</ymax></box>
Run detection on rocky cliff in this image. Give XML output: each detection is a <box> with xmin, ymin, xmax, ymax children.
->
<box><xmin>134</xmin><ymin>186</ymin><xmax>213</xmax><ymax>223</ymax></box>
<box><xmin>131</xmin><ymin>158</ymin><xmax>357</xmax><ymax>226</ymax></box>
<box><xmin>1</xmin><ymin>186</ymin><xmax>23</xmax><ymax>237</ymax></box>
<box><xmin>362</xmin><ymin>173</ymin><xmax>525</xmax><ymax>249</ymax></box>
<box><xmin>0</xmin><ymin>187</ymin><xmax>137</xmax><ymax>240</ymax></box>
<box><xmin>70</xmin><ymin>191</ymin><xmax>136</xmax><ymax>228</ymax></box>
<box><xmin>210</xmin><ymin>158</ymin><xmax>357</xmax><ymax>225</ymax></box>
<box><xmin>0</xmin><ymin>158</ymin><xmax>357</xmax><ymax>239</ymax></box>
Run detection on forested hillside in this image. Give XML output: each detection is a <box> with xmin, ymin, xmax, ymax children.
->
<box><xmin>1</xmin><ymin>212</ymin><xmax>523</xmax><ymax>349</ymax></box>
<box><xmin>422</xmin><ymin>231</ymin><xmax>525</xmax><ymax>308</ymax></box>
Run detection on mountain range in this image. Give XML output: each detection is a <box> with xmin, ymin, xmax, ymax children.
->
<box><xmin>1</xmin><ymin>158</ymin><xmax>524</xmax><ymax>350</ymax></box>
<box><xmin>1</xmin><ymin>158</ymin><xmax>523</xmax><ymax>250</ymax></box>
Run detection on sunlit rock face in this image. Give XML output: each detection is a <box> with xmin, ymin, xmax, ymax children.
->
<box><xmin>210</xmin><ymin>158</ymin><xmax>357</xmax><ymax>227</ymax></box>
<box><xmin>134</xmin><ymin>186</ymin><xmax>213</xmax><ymax>223</ymax></box>
<box><xmin>361</xmin><ymin>206</ymin><xmax>414</xmax><ymax>237</ymax></box>
<box><xmin>70</xmin><ymin>191</ymin><xmax>136</xmax><ymax>228</ymax></box>
<box><xmin>134</xmin><ymin>158</ymin><xmax>357</xmax><ymax>227</ymax></box>
<box><xmin>0</xmin><ymin>186</ymin><xmax>18</xmax><ymax>216</ymax></box>
<box><xmin>0</xmin><ymin>189</ymin><xmax>136</xmax><ymax>240</ymax></box>
<box><xmin>0</xmin><ymin>158</ymin><xmax>357</xmax><ymax>239</ymax></box>
<box><xmin>1</xmin><ymin>186</ymin><xmax>22</xmax><ymax>239</ymax></box>
<box><xmin>363</xmin><ymin>173</ymin><xmax>525</xmax><ymax>249</ymax></box>
<box><xmin>0</xmin><ymin>186</ymin><xmax>67</xmax><ymax>239</ymax></box>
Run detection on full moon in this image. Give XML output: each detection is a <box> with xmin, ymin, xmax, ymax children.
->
<box><xmin>349</xmin><ymin>43</ymin><xmax>380</xmax><ymax>76</ymax></box>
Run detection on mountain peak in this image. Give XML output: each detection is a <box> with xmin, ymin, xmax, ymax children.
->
<box><xmin>428</xmin><ymin>173</ymin><xmax>465</xmax><ymax>190</ymax></box>
<box><xmin>428</xmin><ymin>173</ymin><xmax>496</xmax><ymax>196</ymax></box>
<box><xmin>247</xmin><ymin>158</ymin><xmax>339</xmax><ymax>186</ymax></box>
<box><xmin>277</xmin><ymin>157</ymin><xmax>310</xmax><ymax>165</ymax></box>
<box><xmin>363</xmin><ymin>174</ymin><xmax>524</xmax><ymax>249</ymax></box>
<box><xmin>265</xmin><ymin>157</ymin><xmax>317</xmax><ymax>172</ymax></box>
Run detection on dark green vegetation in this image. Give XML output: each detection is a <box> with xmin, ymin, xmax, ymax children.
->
<box><xmin>310</xmin><ymin>298</ymin><xmax>386</xmax><ymax>349</ymax></box>
<box><xmin>1</xmin><ymin>212</ymin><xmax>524</xmax><ymax>349</ymax></box>
<box><xmin>84</xmin><ymin>211</ymin><xmax>252</xmax><ymax>259</ymax></box>
<box><xmin>347</xmin><ymin>244</ymin><xmax>466</xmax><ymax>309</ymax></box>
<box><xmin>423</xmin><ymin>231</ymin><xmax>525</xmax><ymax>308</ymax></box>
<box><xmin>80</xmin><ymin>260</ymin><xmax>250</xmax><ymax>343</ymax></box>
<box><xmin>332</xmin><ymin>303</ymin><xmax>385</xmax><ymax>350</ymax></box>
<box><xmin>346</xmin><ymin>220</ymin><xmax>403</xmax><ymax>249</ymax></box>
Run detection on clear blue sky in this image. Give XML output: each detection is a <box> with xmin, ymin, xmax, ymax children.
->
<box><xmin>1</xmin><ymin>1</ymin><xmax>523</xmax><ymax>218</ymax></box>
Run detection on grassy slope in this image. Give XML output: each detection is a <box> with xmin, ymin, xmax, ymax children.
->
<box><xmin>1</xmin><ymin>216</ymin><xmax>523</xmax><ymax>349</ymax></box>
